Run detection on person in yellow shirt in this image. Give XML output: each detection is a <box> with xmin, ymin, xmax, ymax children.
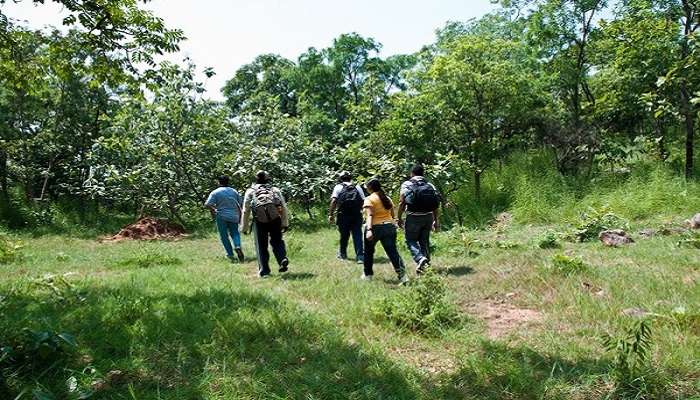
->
<box><xmin>362</xmin><ymin>177</ymin><xmax>407</xmax><ymax>284</ymax></box>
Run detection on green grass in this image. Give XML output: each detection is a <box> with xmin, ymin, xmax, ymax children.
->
<box><xmin>1</xmin><ymin>217</ymin><xmax>699</xmax><ymax>399</ymax></box>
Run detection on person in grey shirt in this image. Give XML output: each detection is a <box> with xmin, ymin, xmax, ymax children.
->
<box><xmin>397</xmin><ymin>164</ymin><xmax>441</xmax><ymax>274</ymax></box>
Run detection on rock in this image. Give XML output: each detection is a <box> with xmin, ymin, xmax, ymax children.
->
<box><xmin>106</xmin><ymin>370</ymin><xmax>126</xmax><ymax>384</ymax></box>
<box><xmin>599</xmin><ymin>230</ymin><xmax>635</xmax><ymax>247</ymax></box>
<box><xmin>638</xmin><ymin>229</ymin><xmax>656</xmax><ymax>238</ymax></box>
<box><xmin>687</xmin><ymin>213</ymin><xmax>700</xmax><ymax>229</ymax></box>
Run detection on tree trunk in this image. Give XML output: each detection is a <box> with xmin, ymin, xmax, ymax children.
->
<box><xmin>0</xmin><ymin>149</ymin><xmax>7</xmax><ymax>199</ymax></box>
<box><xmin>473</xmin><ymin>170</ymin><xmax>481</xmax><ymax>202</ymax></box>
<box><xmin>682</xmin><ymin>91</ymin><xmax>695</xmax><ymax>179</ymax></box>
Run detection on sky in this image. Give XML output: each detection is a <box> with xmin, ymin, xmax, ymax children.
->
<box><xmin>3</xmin><ymin>0</ymin><xmax>497</xmax><ymax>100</ymax></box>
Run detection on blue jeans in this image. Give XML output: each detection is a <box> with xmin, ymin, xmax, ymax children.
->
<box><xmin>216</xmin><ymin>217</ymin><xmax>241</xmax><ymax>257</ymax></box>
<box><xmin>337</xmin><ymin>213</ymin><xmax>364</xmax><ymax>259</ymax></box>
<box><xmin>405</xmin><ymin>214</ymin><xmax>433</xmax><ymax>265</ymax></box>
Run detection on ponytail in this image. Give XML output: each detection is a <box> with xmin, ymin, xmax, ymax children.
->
<box><xmin>366</xmin><ymin>178</ymin><xmax>393</xmax><ymax>210</ymax></box>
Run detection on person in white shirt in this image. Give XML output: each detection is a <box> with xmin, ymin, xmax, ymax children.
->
<box><xmin>327</xmin><ymin>171</ymin><xmax>365</xmax><ymax>263</ymax></box>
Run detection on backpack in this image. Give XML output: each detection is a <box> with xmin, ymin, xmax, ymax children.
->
<box><xmin>336</xmin><ymin>184</ymin><xmax>363</xmax><ymax>215</ymax></box>
<box><xmin>405</xmin><ymin>179</ymin><xmax>440</xmax><ymax>213</ymax></box>
<box><xmin>252</xmin><ymin>185</ymin><xmax>282</xmax><ymax>223</ymax></box>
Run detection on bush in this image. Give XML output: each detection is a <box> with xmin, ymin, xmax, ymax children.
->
<box><xmin>572</xmin><ymin>207</ymin><xmax>628</xmax><ymax>242</ymax></box>
<box><xmin>0</xmin><ymin>233</ymin><xmax>23</xmax><ymax>264</ymax></box>
<box><xmin>537</xmin><ymin>231</ymin><xmax>562</xmax><ymax>249</ymax></box>
<box><xmin>550</xmin><ymin>254</ymin><xmax>589</xmax><ymax>275</ymax></box>
<box><xmin>376</xmin><ymin>271</ymin><xmax>460</xmax><ymax>335</ymax></box>
<box><xmin>602</xmin><ymin>319</ymin><xmax>654</xmax><ymax>398</ymax></box>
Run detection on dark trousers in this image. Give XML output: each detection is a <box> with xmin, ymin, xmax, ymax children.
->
<box><xmin>337</xmin><ymin>213</ymin><xmax>364</xmax><ymax>259</ymax></box>
<box><xmin>363</xmin><ymin>223</ymin><xmax>405</xmax><ymax>278</ymax></box>
<box><xmin>253</xmin><ymin>218</ymin><xmax>287</xmax><ymax>275</ymax></box>
<box><xmin>405</xmin><ymin>214</ymin><xmax>433</xmax><ymax>265</ymax></box>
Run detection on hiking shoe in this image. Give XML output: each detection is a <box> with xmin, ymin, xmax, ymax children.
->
<box><xmin>227</xmin><ymin>255</ymin><xmax>236</xmax><ymax>263</ymax></box>
<box><xmin>278</xmin><ymin>258</ymin><xmax>290</xmax><ymax>273</ymax></box>
<box><xmin>336</xmin><ymin>252</ymin><xmax>348</xmax><ymax>261</ymax></box>
<box><xmin>258</xmin><ymin>272</ymin><xmax>271</xmax><ymax>279</ymax></box>
<box><xmin>235</xmin><ymin>248</ymin><xmax>245</xmax><ymax>263</ymax></box>
<box><xmin>399</xmin><ymin>274</ymin><xmax>410</xmax><ymax>285</ymax></box>
<box><xmin>416</xmin><ymin>257</ymin><xmax>430</xmax><ymax>275</ymax></box>
<box><xmin>356</xmin><ymin>256</ymin><xmax>364</xmax><ymax>265</ymax></box>
<box><xmin>361</xmin><ymin>274</ymin><xmax>373</xmax><ymax>281</ymax></box>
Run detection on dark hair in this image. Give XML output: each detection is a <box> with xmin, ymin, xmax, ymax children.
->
<box><xmin>339</xmin><ymin>171</ymin><xmax>352</xmax><ymax>182</ymax></box>
<box><xmin>411</xmin><ymin>164</ymin><xmax>425</xmax><ymax>177</ymax></box>
<box><xmin>366</xmin><ymin>178</ymin><xmax>393</xmax><ymax>210</ymax></box>
<box><xmin>255</xmin><ymin>170</ymin><xmax>270</xmax><ymax>184</ymax></box>
<box><xmin>218</xmin><ymin>175</ymin><xmax>230</xmax><ymax>186</ymax></box>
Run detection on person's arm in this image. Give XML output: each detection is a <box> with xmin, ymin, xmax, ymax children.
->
<box><xmin>328</xmin><ymin>198</ymin><xmax>337</xmax><ymax>224</ymax></box>
<box><xmin>241</xmin><ymin>189</ymin><xmax>253</xmax><ymax>233</ymax></box>
<box><xmin>276</xmin><ymin>188</ymin><xmax>290</xmax><ymax>229</ymax></box>
<box><xmin>204</xmin><ymin>192</ymin><xmax>217</xmax><ymax>220</ymax></box>
<box><xmin>364</xmin><ymin>204</ymin><xmax>374</xmax><ymax>241</ymax></box>
<box><xmin>397</xmin><ymin>194</ymin><xmax>407</xmax><ymax>228</ymax></box>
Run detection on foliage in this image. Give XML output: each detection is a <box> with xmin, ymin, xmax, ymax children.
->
<box><xmin>0</xmin><ymin>233</ymin><xmax>22</xmax><ymax>264</ymax></box>
<box><xmin>549</xmin><ymin>254</ymin><xmax>589</xmax><ymax>275</ymax></box>
<box><xmin>376</xmin><ymin>271</ymin><xmax>460</xmax><ymax>335</ymax></box>
<box><xmin>572</xmin><ymin>207</ymin><xmax>628</xmax><ymax>242</ymax></box>
<box><xmin>0</xmin><ymin>328</ymin><xmax>77</xmax><ymax>372</ymax></box>
<box><xmin>676</xmin><ymin>231</ymin><xmax>700</xmax><ymax>249</ymax></box>
<box><xmin>537</xmin><ymin>231</ymin><xmax>562</xmax><ymax>249</ymax></box>
<box><xmin>602</xmin><ymin>319</ymin><xmax>654</xmax><ymax>397</ymax></box>
<box><xmin>113</xmin><ymin>249</ymin><xmax>182</xmax><ymax>269</ymax></box>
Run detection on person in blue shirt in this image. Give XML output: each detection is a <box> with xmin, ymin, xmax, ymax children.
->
<box><xmin>205</xmin><ymin>175</ymin><xmax>244</xmax><ymax>262</ymax></box>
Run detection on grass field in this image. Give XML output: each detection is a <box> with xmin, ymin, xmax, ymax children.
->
<box><xmin>1</xmin><ymin>213</ymin><xmax>699</xmax><ymax>399</ymax></box>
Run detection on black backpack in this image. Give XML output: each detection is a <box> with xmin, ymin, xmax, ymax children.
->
<box><xmin>406</xmin><ymin>179</ymin><xmax>440</xmax><ymax>213</ymax></box>
<box><xmin>336</xmin><ymin>184</ymin><xmax>363</xmax><ymax>214</ymax></box>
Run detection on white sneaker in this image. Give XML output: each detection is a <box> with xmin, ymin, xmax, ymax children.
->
<box><xmin>361</xmin><ymin>274</ymin><xmax>373</xmax><ymax>281</ymax></box>
<box><xmin>399</xmin><ymin>275</ymin><xmax>409</xmax><ymax>285</ymax></box>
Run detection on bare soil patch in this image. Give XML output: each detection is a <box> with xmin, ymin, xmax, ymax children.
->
<box><xmin>103</xmin><ymin>217</ymin><xmax>186</xmax><ymax>242</ymax></box>
<box><xmin>466</xmin><ymin>299</ymin><xmax>543</xmax><ymax>339</ymax></box>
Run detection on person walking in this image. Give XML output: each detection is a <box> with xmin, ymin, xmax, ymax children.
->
<box><xmin>328</xmin><ymin>171</ymin><xmax>365</xmax><ymax>264</ymax></box>
<box><xmin>362</xmin><ymin>177</ymin><xmax>407</xmax><ymax>284</ymax></box>
<box><xmin>398</xmin><ymin>164</ymin><xmax>441</xmax><ymax>274</ymax></box>
<box><xmin>241</xmin><ymin>170</ymin><xmax>290</xmax><ymax>278</ymax></box>
<box><xmin>205</xmin><ymin>175</ymin><xmax>244</xmax><ymax>263</ymax></box>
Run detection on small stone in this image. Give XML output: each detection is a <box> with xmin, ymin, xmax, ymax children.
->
<box><xmin>105</xmin><ymin>370</ymin><xmax>125</xmax><ymax>384</ymax></box>
<box><xmin>599</xmin><ymin>230</ymin><xmax>634</xmax><ymax>247</ymax></box>
<box><xmin>638</xmin><ymin>229</ymin><xmax>656</xmax><ymax>238</ymax></box>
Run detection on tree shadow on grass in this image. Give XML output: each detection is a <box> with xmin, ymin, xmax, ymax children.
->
<box><xmin>436</xmin><ymin>340</ymin><xmax>608</xmax><ymax>399</ymax></box>
<box><xmin>1</xmin><ymin>286</ymin><xmax>425</xmax><ymax>399</ymax></box>
<box><xmin>438</xmin><ymin>265</ymin><xmax>475</xmax><ymax>277</ymax></box>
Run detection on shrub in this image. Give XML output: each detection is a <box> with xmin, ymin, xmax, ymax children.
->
<box><xmin>376</xmin><ymin>271</ymin><xmax>460</xmax><ymax>335</ymax></box>
<box><xmin>538</xmin><ymin>231</ymin><xmax>562</xmax><ymax>249</ymax></box>
<box><xmin>572</xmin><ymin>207</ymin><xmax>628</xmax><ymax>242</ymax></box>
<box><xmin>0</xmin><ymin>233</ymin><xmax>23</xmax><ymax>264</ymax></box>
<box><xmin>602</xmin><ymin>319</ymin><xmax>654</xmax><ymax>397</ymax></box>
<box><xmin>676</xmin><ymin>232</ymin><xmax>700</xmax><ymax>249</ymax></box>
<box><xmin>550</xmin><ymin>254</ymin><xmax>589</xmax><ymax>275</ymax></box>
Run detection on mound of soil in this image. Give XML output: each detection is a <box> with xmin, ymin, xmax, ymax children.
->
<box><xmin>105</xmin><ymin>217</ymin><xmax>186</xmax><ymax>241</ymax></box>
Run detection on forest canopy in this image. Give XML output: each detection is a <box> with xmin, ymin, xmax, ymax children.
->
<box><xmin>0</xmin><ymin>0</ymin><xmax>698</xmax><ymax>228</ymax></box>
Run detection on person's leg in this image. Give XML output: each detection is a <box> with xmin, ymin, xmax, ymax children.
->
<box><xmin>418</xmin><ymin>216</ymin><xmax>432</xmax><ymax>262</ymax></box>
<box><xmin>227</xmin><ymin>221</ymin><xmax>244</xmax><ymax>262</ymax></box>
<box><xmin>216</xmin><ymin>217</ymin><xmax>234</xmax><ymax>258</ymax></box>
<box><xmin>337</xmin><ymin>214</ymin><xmax>350</xmax><ymax>259</ymax></box>
<box><xmin>379</xmin><ymin>225</ymin><xmax>406</xmax><ymax>279</ymax></box>
<box><xmin>269</xmin><ymin>218</ymin><xmax>287</xmax><ymax>267</ymax></box>
<box><xmin>404</xmin><ymin>215</ymin><xmax>424</xmax><ymax>265</ymax></box>
<box><xmin>350</xmin><ymin>214</ymin><xmax>364</xmax><ymax>261</ymax></box>
<box><xmin>254</xmin><ymin>222</ymin><xmax>271</xmax><ymax>276</ymax></box>
<box><xmin>363</xmin><ymin>227</ymin><xmax>377</xmax><ymax>277</ymax></box>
